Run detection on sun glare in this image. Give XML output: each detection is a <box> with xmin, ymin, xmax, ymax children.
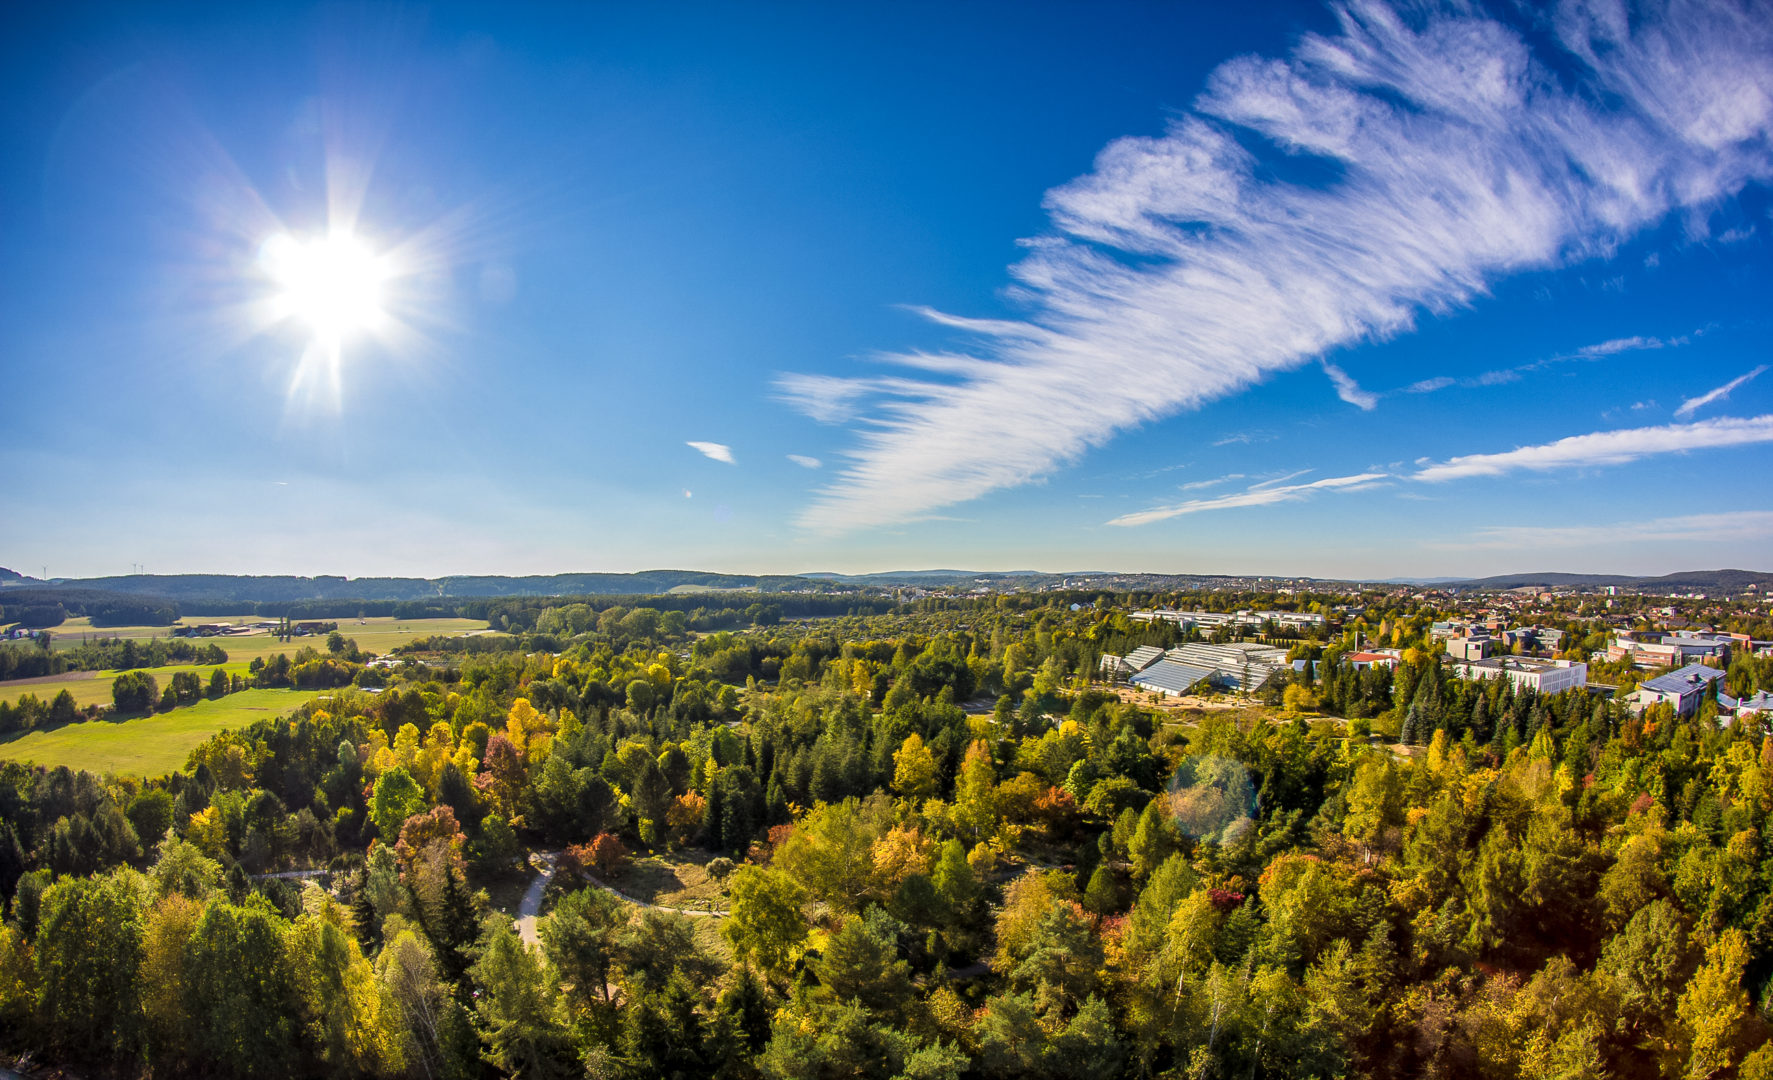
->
<box><xmin>261</xmin><ymin>231</ymin><xmax>390</xmax><ymax>343</ymax></box>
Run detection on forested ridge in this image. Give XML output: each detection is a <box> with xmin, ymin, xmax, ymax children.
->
<box><xmin>1</xmin><ymin>597</ymin><xmax>1771</xmax><ymax>1079</ymax></box>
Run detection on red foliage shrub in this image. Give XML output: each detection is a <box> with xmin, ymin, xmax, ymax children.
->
<box><xmin>1206</xmin><ymin>888</ymin><xmax>1245</xmax><ymax>912</ymax></box>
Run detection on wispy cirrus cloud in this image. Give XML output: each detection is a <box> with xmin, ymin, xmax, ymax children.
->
<box><xmin>786</xmin><ymin>454</ymin><xmax>823</xmax><ymax>469</ymax></box>
<box><xmin>1578</xmin><ymin>335</ymin><xmax>1675</xmax><ymax>358</ymax></box>
<box><xmin>686</xmin><ymin>441</ymin><xmax>735</xmax><ymax>464</ymax></box>
<box><xmin>1405</xmin><ymin>333</ymin><xmax>1687</xmax><ymax>395</ymax></box>
<box><xmin>783</xmin><ymin>0</ymin><xmax>1773</xmax><ymax>533</ymax></box>
<box><xmin>1180</xmin><ymin>472</ymin><xmax>1246</xmax><ymax>491</ymax></box>
<box><xmin>1212</xmin><ymin>431</ymin><xmax>1274</xmax><ymax>447</ymax></box>
<box><xmin>1108</xmin><ymin>472</ymin><xmax>1388</xmax><ymax>527</ymax></box>
<box><xmin>1323</xmin><ymin>362</ymin><xmax>1379</xmax><ymax>409</ymax></box>
<box><xmin>1412</xmin><ymin>414</ymin><xmax>1773</xmax><ymax>481</ymax></box>
<box><xmin>1675</xmin><ymin>364</ymin><xmax>1768</xmax><ymax>417</ymax></box>
<box><xmin>1433</xmin><ymin>510</ymin><xmax>1773</xmax><ymax>549</ymax></box>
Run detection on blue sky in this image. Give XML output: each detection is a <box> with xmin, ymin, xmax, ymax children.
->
<box><xmin>2</xmin><ymin>0</ymin><xmax>1770</xmax><ymax>580</ymax></box>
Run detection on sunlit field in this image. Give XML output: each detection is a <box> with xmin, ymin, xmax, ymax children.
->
<box><xmin>42</xmin><ymin>614</ymin><xmax>497</xmax><ymax>662</ymax></box>
<box><xmin>0</xmin><ymin>688</ymin><xmax>322</xmax><ymax>776</ymax></box>
<box><xmin>0</xmin><ymin>616</ymin><xmax>499</xmax><ymax>709</ymax></box>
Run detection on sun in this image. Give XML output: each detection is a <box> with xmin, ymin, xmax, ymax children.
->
<box><xmin>260</xmin><ymin>230</ymin><xmax>390</xmax><ymax>344</ymax></box>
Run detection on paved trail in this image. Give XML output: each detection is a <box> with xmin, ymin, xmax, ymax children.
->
<box><xmin>514</xmin><ymin>855</ymin><xmax>557</xmax><ymax>947</ymax></box>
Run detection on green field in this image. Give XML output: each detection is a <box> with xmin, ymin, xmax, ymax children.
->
<box><xmin>1</xmin><ymin>616</ymin><xmax>500</xmax><ymax>709</ymax></box>
<box><xmin>37</xmin><ymin>614</ymin><xmax>497</xmax><ymax>663</ymax></box>
<box><xmin>4</xmin><ymin>663</ymin><xmax>252</xmax><ymax>709</ymax></box>
<box><xmin>0</xmin><ymin>688</ymin><xmax>323</xmax><ymax>777</ymax></box>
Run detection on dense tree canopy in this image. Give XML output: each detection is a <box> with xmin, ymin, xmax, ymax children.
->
<box><xmin>0</xmin><ymin>592</ymin><xmax>1770</xmax><ymax>1078</ymax></box>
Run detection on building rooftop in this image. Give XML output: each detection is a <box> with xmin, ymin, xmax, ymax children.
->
<box><xmin>1130</xmin><ymin>660</ymin><xmax>1217</xmax><ymax>696</ymax></box>
<box><xmin>1460</xmin><ymin>656</ymin><xmax>1572</xmax><ymax>674</ymax></box>
<box><xmin>1124</xmin><ymin>645</ymin><xmax>1166</xmax><ymax>670</ymax></box>
<box><xmin>1640</xmin><ymin>663</ymin><xmax>1727</xmax><ymax>694</ymax></box>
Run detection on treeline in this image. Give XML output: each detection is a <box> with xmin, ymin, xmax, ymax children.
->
<box><xmin>0</xmin><ymin>595</ymin><xmax>181</xmax><ymax>628</ymax></box>
<box><xmin>0</xmin><ymin>637</ymin><xmax>227</xmax><ymax>682</ymax></box>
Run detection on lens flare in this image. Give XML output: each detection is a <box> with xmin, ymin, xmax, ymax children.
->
<box><xmin>261</xmin><ymin>231</ymin><xmax>390</xmax><ymax>341</ymax></box>
<box><xmin>258</xmin><ymin>230</ymin><xmax>397</xmax><ymax>411</ymax></box>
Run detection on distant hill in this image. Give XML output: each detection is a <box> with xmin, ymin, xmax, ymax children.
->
<box><xmin>1447</xmin><ymin>569</ymin><xmax>1773</xmax><ymax>592</ymax></box>
<box><xmin>20</xmin><ymin>570</ymin><xmax>830</xmax><ymax>606</ymax></box>
<box><xmin>5</xmin><ymin>565</ymin><xmax>1766</xmax><ymax>611</ymax></box>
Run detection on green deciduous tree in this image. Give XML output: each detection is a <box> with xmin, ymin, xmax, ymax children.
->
<box><xmin>724</xmin><ymin>865</ymin><xmax>808</xmax><ymax>978</ymax></box>
<box><xmin>370</xmin><ymin>766</ymin><xmax>427</xmax><ymax>843</ymax></box>
<box><xmin>35</xmin><ymin>870</ymin><xmax>148</xmax><ymax>1062</ymax></box>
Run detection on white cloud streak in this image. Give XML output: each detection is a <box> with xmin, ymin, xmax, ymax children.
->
<box><xmin>1412</xmin><ymin>414</ymin><xmax>1773</xmax><ymax>481</ymax></box>
<box><xmin>787</xmin><ymin>454</ymin><xmax>823</xmax><ymax>469</ymax></box>
<box><xmin>686</xmin><ymin>441</ymin><xmax>735</xmax><ymax>464</ymax></box>
<box><xmin>783</xmin><ymin>0</ymin><xmax>1773</xmax><ymax>533</ymax></box>
<box><xmin>1180</xmin><ymin>472</ymin><xmax>1246</xmax><ymax>490</ymax></box>
<box><xmin>1323</xmin><ymin>362</ymin><xmax>1379</xmax><ymax>409</ymax></box>
<box><xmin>1108</xmin><ymin>472</ymin><xmax>1388</xmax><ymax>527</ymax></box>
<box><xmin>1437</xmin><ymin>510</ymin><xmax>1773</xmax><ymax>549</ymax></box>
<box><xmin>1675</xmin><ymin>364</ymin><xmax>1768</xmax><ymax>417</ymax></box>
<box><xmin>1406</xmin><ymin>333</ymin><xmax>1687</xmax><ymax>395</ymax></box>
<box><xmin>1579</xmin><ymin>335</ymin><xmax>1671</xmax><ymax>358</ymax></box>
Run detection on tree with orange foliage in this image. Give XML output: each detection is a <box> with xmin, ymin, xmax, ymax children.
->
<box><xmin>667</xmin><ymin>791</ymin><xmax>707</xmax><ymax>843</ymax></box>
<box><xmin>586</xmin><ymin>832</ymin><xmax>628</xmax><ymax>877</ymax></box>
<box><xmin>394</xmin><ymin>806</ymin><xmax>467</xmax><ymax>880</ymax></box>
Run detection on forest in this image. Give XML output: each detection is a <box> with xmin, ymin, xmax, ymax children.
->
<box><xmin>0</xmin><ymin>596</ymin><xmax>1770</xmax><ymax>1079</ymax></box>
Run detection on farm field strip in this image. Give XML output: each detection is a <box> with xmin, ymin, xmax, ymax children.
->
<box><xmin>0</xmin><ymin>688</ymin><xmax>324</xmax><ymax>776</ymax></box>
<box><xmin>3</xmin><ymin>617</ymin><xmax>502</xmax><ymax>706</ymax></box>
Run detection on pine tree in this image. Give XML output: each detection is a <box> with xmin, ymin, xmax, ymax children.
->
<box><xmin>435</xmin><ymin>866</ymin><xmax>479</xmax><ymax>985</ymax></box>
<box><xmin>1470</xmin><ymin>695</ymin><xmax>1491</xmax><ymax>745</ymax></box>
<box><xmin>1083</xmin><ymin>863</ymin><xmax>1121</xmax><ymax>916</ymax></box>
<box><xmin>0</xmin><ymin>822</ymin><xmax>24</xmax><ymax>910</ymax></box>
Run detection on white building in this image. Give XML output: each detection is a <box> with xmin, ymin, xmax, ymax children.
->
<box><xmin>1130</xmin><ymin>609</ymin><xmax>1324</xmax><ymax>633</ymax></box>
<box><xmin>1454</xmin><ymin>656</ymin><xmax>1588</xmax><ymax>695</ymax></box>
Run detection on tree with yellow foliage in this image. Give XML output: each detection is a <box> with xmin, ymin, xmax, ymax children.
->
<box><xmin>505</xmin><ymin>698</ymin><xmax>548</xmax><ymax>760</ymax></box>
<box><xmin>953</xmin><ymin>739</ymin><xmax>997</xmax><ymax>843</ymax></box>
<box><xmin>1678</xmin><ymin>928</ymin><xmax>1761</xmax><ymax>1079</ymax></box>
<box><xmin>186</xmin><ymin>806</ymin><xmax>228</xmax><ymax>861</ymax></box>
<box><xmin>892</xmin><ymin>733</ymin><xmax>938</xmax><ymax>799</ymax></box>
<box><xmin>289</xmin><ymin>886</ymin><xmax>407</xmax><ymax>1076</ymax></box>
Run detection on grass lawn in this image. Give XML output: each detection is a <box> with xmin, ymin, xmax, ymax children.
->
<box><xmin>0</xmin><ymin>688</ymin><xmax>322</xmax><ymax>777</ymax></box>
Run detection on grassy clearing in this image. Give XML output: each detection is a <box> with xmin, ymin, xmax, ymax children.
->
<box><xmin>3</xmin><ymin>616</ymin><xmax>501</xmax><ymax>708</ymax></box>
<box><xmin>5</xmin><ymin>663</ymin><xmax>253</xmax><ymax>709</ymax></box>
<box><xmin>616</xmin><ymin>850</ymin><xmax>735</xmax><ymax>912</ymax></box>
<box><xmin>40</xmin><ymin>615</ymin><xmax>498</xmax><ymax>663</ymax></box>
<box><xmin>0</xmin><ymin>688</ymin><xmax>322</xmax><ymax>777</ymax></box>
